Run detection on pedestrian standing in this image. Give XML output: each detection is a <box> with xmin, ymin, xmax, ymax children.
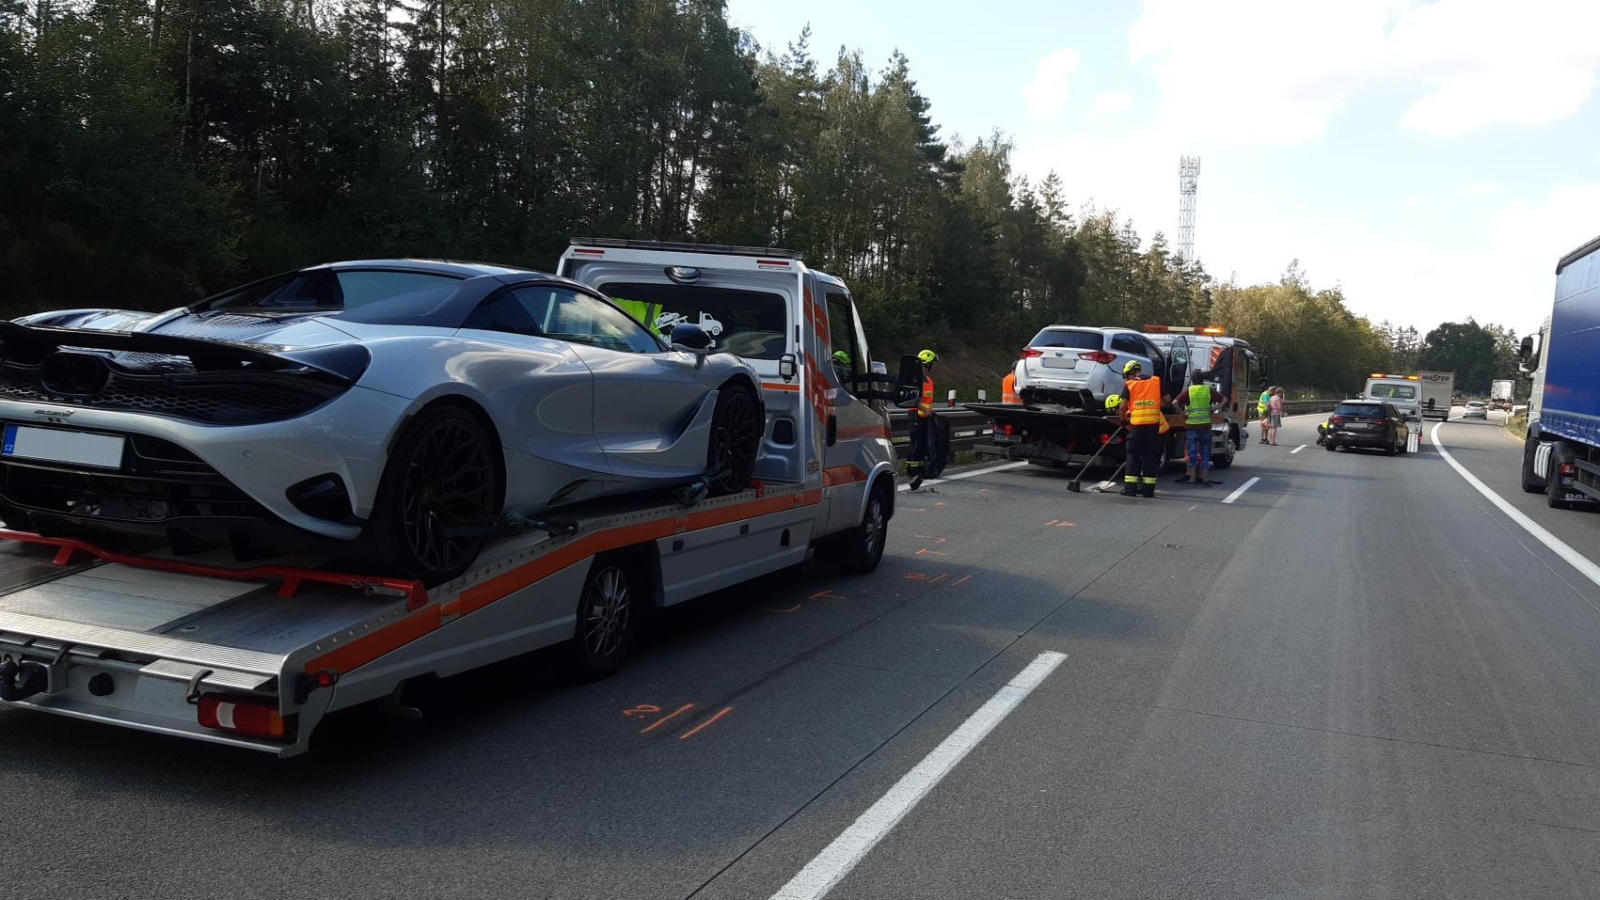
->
<box><xmin>1267</xmin><ymin>386</ymin><xmax>1285</xmax><ymax>446</ymax></box>
<box><xmin>1257</xmin><ymin>386</ymin><xmax>1273</xmax><ymax>444</ymax></box>
<box><xmin>1118</xmin><ymin>360</ymin><xmax>1170</xmax><ymax>498</ymax></box>
<box><xmin>1175</xmin><ymin>375</ymin><xmax>1223</xmax><ymax>486</ymax></box>
<box><xmin>907</xmin><ymin>349</ymin><xmax>938</xmax><ymax>490</ymax></box>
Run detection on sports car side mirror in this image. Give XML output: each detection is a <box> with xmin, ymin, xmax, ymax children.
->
<box><xmin>670</xmin><ymin>323</ymin><xmax>712</xmax><ymax>353</ymax></box>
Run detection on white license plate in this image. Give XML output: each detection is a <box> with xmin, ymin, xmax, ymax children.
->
<box><xmin>994</xmin><ymin>434</ymin><xmax>1023</xmax><ymax>443</ymax></box>
<box><xmin>1040</xmin><ymin>352</ymin><xmax>1076</xmax><ymax>369</ymax></box>
<box><xmin>3</xmin><ymin>424</ymin><xmax>125</xmax><ymax>469</ymax></box>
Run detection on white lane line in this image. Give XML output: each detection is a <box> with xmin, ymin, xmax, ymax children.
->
<box><xmin>898</xmin><ymin>460</ymin><xmax>1026</xmax><ymax>492</ymax></box>
<box><xmin>770</xmin><ymin>651</ymin><xmax>1068</xmax><ymax>900</ymax></box>
<box><xmin>1290</xmin><ymin>444</ymin><xmax>1307</xmax><ymax>454</ymax></box>
<box><xmin>1430</xmin><ymin>423</ymin><xmax>1600</xmax><ymax>591</ymax></box>
<box><xmin>1221</xmin><ymin>476</ymin><xmax>1261</xmax><ymax>505</ymax></box>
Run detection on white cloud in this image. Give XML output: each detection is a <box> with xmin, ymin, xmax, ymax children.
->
<box><xmin>1090</xmin><ymin>90</ymin><xmax>1135</xmax><ymax>116</ymax></box>
<box><xmin>1126</xmin><ymin>0</ymin><xmax>1600</xmax><ymax>145</ymax></box>
<box><xmin>1388</xmin><ymin>0</ymin><xmax>1600</xmax><ymax>136</ymax></box>
<box><xmin>1021</xmin><ymin>49</ymin><xmax>1082</xmax><ymax>118</ymax></box>
<box><xmin>1456</xmin><ymin>181</ymin><xmax>1501</xmax><ymax>196</ymax></box>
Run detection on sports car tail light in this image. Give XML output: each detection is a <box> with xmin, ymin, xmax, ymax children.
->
<box><xmin>1021</xmin><ymin>348</ymin><xmax>1044</xmax><ymax>359</ymax></box>
<box><xmin>1078</xmin><ymin>351</ymin><xmax>1117</xmax><ymax>365</ymax></box>
<box><xmin>197</xmin><ymin>693</ymin><xmax>295</xmax><ymax>741</ymax></box>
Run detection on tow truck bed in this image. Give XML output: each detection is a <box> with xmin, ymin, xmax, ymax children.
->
<box><xmin>0</xmin><ymin>480</ymin><xmax>820</xmax><ymax>756</ymax></box>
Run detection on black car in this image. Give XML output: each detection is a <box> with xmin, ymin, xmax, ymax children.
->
<box><xmin>1325</xmin><ymin>401</ymin><xmax>1410</xmax><ymax>455</ymax></box>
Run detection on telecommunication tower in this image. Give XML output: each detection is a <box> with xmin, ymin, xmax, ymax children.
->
<box><xmin>1177</xmin><ymin>155</ymin><xmax>1201</xmax><ymax>262</ymax></box>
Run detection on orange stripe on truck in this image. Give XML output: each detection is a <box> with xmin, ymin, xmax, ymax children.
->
<box><xmin>304</xmin><ymin>489</ymin><xmax>823</xmax><ymax>677</ymax></box>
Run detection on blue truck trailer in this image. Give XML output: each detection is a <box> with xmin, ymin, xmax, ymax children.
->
<box><xmin>1519</xmin><ymin>232</ymin><xmax>1600</xmax><ymax>509</ymax></box>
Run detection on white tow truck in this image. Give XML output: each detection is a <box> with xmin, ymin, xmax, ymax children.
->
<box><xmin>0</xmin><ymin>239</ymin><xmax>898</xmax><ymax>756</ymax></box>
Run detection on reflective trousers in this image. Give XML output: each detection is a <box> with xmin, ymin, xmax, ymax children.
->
<box><xmin>1124</xmin><ymin>424</ymin><xmax>1163</xmax><ymax>486</ymax></box>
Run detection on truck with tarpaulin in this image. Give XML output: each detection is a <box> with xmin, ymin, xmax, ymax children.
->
<box><xmin>1518</xmin><ymin>231</ymin><xmax>1600</xmax><ymax>510</ymax></box>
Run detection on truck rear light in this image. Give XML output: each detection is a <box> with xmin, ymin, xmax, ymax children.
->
<box><xmin>1560</xmin><ymin>463</ymin><xmax>1577</xmax><ymax>478</ymax></box>
<box><xmin>198</xmin><ymin>693</ymin><xmax>295</xmax><ymax>741</ymax></box>
<box><xmin>1079</xmin><ymin>351</ymin><xmax>1116</xmax><ymax>365</ymax></box>
<box><xmin>1021</xmin><ymin>348</ymin><xmax>1044</xmax><ymax>358</ymax></box>
<box><xmin>998</xmin><ymin>423</ymin><xmax>1017</xmax><ymax>435</ymax></box>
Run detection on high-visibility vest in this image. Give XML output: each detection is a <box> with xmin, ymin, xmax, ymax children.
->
<box><xmin>918</xmin><ymin>374</ymin><xmax>935</xmax><ymax>418</ymax></box>
<box><xmin>1186</xmin><ymin>384</ymin><xmax>1212</xmax><ymax>426</ymax></box>
<box><xmin>1257</xmin><ymin>391</ymin><xmax>1270</xmax><ymax>415</ymax></box>
<box><xmin>1128</xmin><ymin>377</ymin><xmax>1163</xmax><ymax>426</ymax></box>
<box><xmin>612</xmin><ymin>298</ymin><xmax>663</xmax><ymax>334</ymax></box>
<box><xmin>1002</xmin><ymin>373</ymin><xmax>1020</xmax><ymax>404</ymax></box>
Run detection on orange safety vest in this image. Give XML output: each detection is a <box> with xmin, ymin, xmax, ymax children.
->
<box><xmin>918</xmin><ymin>374</ymin><xmax>935</xmax><ymax>418</ymax></box>
<box><xmin>1127</xmin><ymin>377</ymin><xmax>1163</xmax><ymax>426</ymax></box>
<box><xmin>1002</xmin><ymin>373</ymin><xmax>1020</xmax><ymax>404</ymax></box>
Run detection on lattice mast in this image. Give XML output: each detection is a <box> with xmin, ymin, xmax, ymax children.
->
<box><xmin>1177</xmin><ymin>155</ymin><xmax>1201</xmax><ymax>263</ymax></box>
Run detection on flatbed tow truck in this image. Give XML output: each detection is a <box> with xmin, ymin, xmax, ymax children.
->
<box><xmin>969</xmin><ymin>325</ymin><xmax>1263</xmax><ymax>472</ymax></box>
<box><xmin>0</xmin><ymin>239</ymin><xmax>898</xmax><ymax>756</ymax></box>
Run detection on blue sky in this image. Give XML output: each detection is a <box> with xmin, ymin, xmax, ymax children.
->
<box><xmin>725</xmin><ymin>0</ymin><xmax>1600</xmax><ymax>337</ymax></box>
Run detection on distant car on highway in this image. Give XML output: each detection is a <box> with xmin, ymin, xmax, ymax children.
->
<box><xmin>1324</xmin><ymin>401</ymin><xmax>1410</xmax><ymax>455</ymax></box>
<box><xmin>1463</xmin><ymin>400</ymin><xmax>1488</xmax><ymax>419</ymax></box>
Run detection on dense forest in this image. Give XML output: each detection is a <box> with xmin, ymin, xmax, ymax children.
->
<box><xmin>0</xmin><ymin>0</ymin><xmax>1524</xmax><ymax>395</ymax></box>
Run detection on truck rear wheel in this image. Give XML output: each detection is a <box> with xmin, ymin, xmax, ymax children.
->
<box><xmin>565</xmin><ymin>554</ymin><xmax>643</xmax><ymax>680</ymax></box>
<box><xmin>1212</xmin><ymin>432</ymin><xmax>1237</xmax><ymax>470</ymax></box>
<box><xmin>1521</xmin><ymin>437</ymin><xmax>1547</xmax><ymax>493</ymax></box>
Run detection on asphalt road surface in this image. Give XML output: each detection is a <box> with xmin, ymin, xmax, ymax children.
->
<box><xmin>3</xmin><ymin>412</ymin><xmax>1599</xmax><ymax>899</ymax></box>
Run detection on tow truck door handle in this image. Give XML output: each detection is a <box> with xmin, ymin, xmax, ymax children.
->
<box><xmin>827</xmin><ymin>414</ymin><xmax>838</xmax><ymax>447</ymax></box>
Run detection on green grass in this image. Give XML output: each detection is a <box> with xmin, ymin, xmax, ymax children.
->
<box><xmin>1507</xmin><ymin>411</ymin><xmax>1528</xmax><ymax>440</ymax></box>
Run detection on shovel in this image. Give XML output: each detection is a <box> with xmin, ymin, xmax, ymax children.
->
<box><xmin>1087</xmin><ymin>460</ymin><xmax>1127</xmax><ymax>493</ymax></box>
<box><xmin>1067</xmin><ymin>425</ymin><xmax>1125</xmax><ymax>492</ymax></box>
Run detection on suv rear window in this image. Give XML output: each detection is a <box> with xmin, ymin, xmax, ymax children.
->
<box><xmin>1027</xmin><ymin>328</ymin><xmax>1102</xmax><ymax>350</ymax></box>
<box><xmin>1335</xmin><ymin>403</ymin><xmax>1385</xmax><ymax>417</ymax></box>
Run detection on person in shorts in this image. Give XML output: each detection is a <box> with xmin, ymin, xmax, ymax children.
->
<box><xmin>1267</xmin><ymin>386</ymin><xmax>1285</xmax><ymax>445</ymax></box>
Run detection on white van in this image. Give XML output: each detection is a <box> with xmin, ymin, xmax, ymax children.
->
<box><xmin>1364</xmin><ymin>374</ymin><xmax>1422</xmax><ymax>421</ymax></box>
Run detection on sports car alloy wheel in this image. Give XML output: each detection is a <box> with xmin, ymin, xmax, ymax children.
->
<box><xmin>397</xmin><ymin>414</ymin><xmax>498</xmax><ymax>575</ymax></box>
<box><xmin>360</xmin><ymin>405</ymin><xmax>501</xmax><ymax>585</ymax></box>
<box><xmin>707</xmin><ymin>383</ymin><xmax>760</xmax><ymax>496</ymax></box>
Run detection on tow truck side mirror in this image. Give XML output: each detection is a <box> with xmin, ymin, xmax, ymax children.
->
<box><xmin>1517</xmin><ymin>335</ymin><xmax>1533</xmax><ymax>360</ymax></box>
<box><xmin>894</xmin><ymin>355</ymin><xmax>922</xmax><ymax>408</ymax></box>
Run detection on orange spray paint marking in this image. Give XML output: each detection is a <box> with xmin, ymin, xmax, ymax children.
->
<box><xmin>915</xmin><ymin>548</ymin><xmax>947</xmax><ymax>557</ymax></box>
<box><xmin>915</xmin><ymin>535</ymin><xmax>949</xmax><ymax>544</ymax></box>
<box><xmin>951</xmin><ymin>575</ymin><xmax>972</xmax><ymax>587</ymax></box>
<box><xmin>904</xmin><ymin>573</ymin><xmax>928</xmax><ymax>581</ymax></box>
<box><xmin>641</xmin><ymin>703</ymin><xmax>697</xmax><ymax>735</ymax></box>
<box><xmin>809</xmin><ymin>590</ymin><xmax>841</xmax><ymax>601</ymax></box>
<box><xmin>679</xmin><ymin>706</ymin><xmax>734</xmax><ymax>741</ymax></box>
<box><xmin>934</xmin><ymin>502</ymin><xmax>948</xmax><ymax>507</ymax></box>
<box><xmin>759</xmin><ymin>603</ymin><xmax>802</xmax><ymax>614</ymax></box>
<box><xmin>622</xmin><ymin>704</ymin><xmax>662</xmax><ymax>718</ymax></box>
<box><xmin>928</xmin><ymin>573</ymin><xmax>950</xmax><ymax>586</ymax></box>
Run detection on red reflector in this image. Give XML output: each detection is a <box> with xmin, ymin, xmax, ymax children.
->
<box><xmin>198</xmin><ymin>694</ymin><xmax>295</xmax><ymax>741</ymax></box>
<box><xmin>1079</xmin><ymin>351</ymin><xmax>1116</xmax><ymax>365</ymax></box>
<box><xmin>756</xmin><ymin>259</ymin><xmax>791</xmax><ymax>268</ymax></box>
<box><xmin>572</xmin><ymin>248</ymin><xmax>605</xmax><ymax>256</ymax></box>
<box><xmin>1021</xmin><ymin>348</ymin><xmax>1044</xmax><ymax>358</ymax></box>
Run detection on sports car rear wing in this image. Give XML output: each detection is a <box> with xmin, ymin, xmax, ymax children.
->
<box><xmin>0</xmin><ymin>321</ymin><xmax>369</xmax><ymax>382</ymax></box>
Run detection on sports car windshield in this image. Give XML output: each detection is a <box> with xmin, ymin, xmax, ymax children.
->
<box><xmin>600</xmin><ymin>283</ymin><xmax>789</xmax><ymax>359</ymax></box>
<box><xmin>203</xmin><ymin>269</ymin><xmax>461</xmax><ymax>311</ymax></box>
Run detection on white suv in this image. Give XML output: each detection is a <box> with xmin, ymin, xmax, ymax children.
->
<box><xmin>1015</xmin><ymin>326</ymin><xmax>1166</xmax><ymax>402</ymax></box>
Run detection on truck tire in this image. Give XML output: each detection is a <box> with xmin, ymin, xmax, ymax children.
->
<box><xmin>1212</xmin><ymin>431</ymin><xmax>1237</xmax><ymax>470</ymax></box>
<box><xmin>1521</xmin><ymin>436</ymin><xmax>1547</xmax><ymax>494</ymax></box>
<box><xmin>565</xmin><ymin>554</ymin><xmax>644</xmax><ymax>680</ymax></box>
<box><xmin>838</xmin><ymin>483</ymin><xmax>891</xmax><ymax>574</ymax></box>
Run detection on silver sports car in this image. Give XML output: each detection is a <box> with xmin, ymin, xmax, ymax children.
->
<box><xmin>0</xmin><ymin>260</ymin><xmax>764</xmax><ymax>584</ymax></box>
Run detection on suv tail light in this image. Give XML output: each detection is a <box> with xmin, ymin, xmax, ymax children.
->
<box><xmin>1078</xmin><ymin>351</ymin><xmax>1116</xmax><ymax>365</ymax></box>
<box><xmin>1021</xmin><ymin>348</ymin><xmax>1044</xmax><ymax>359</ymax></box>
<box><xmin>1330</xmin><ymin>416</ymin><xmax>1346</xmax><ymax>425</ymax></box>
<box><xmin>1371</xmin><ymin>418</ymin><xmax>1390</xmax><ymax>427</ymax></box>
